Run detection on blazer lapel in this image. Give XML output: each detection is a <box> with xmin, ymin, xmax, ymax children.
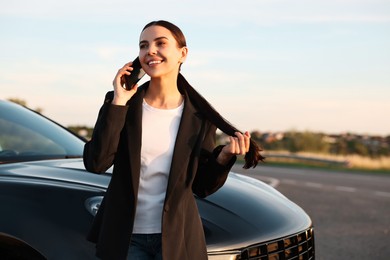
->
<box><xmin>165</xmin><ymin>94</ymin><xmax>203</xmax><ymax>202</ymax></box>
<box><xmin>124</xmin><ymin>83</ymin><xmax>203</xmax><ymax>201</ymax></box>
<box><xmin>125</xmin><ymin>87</ymin><xmax>146</xmax><ymax>196</ymax></box>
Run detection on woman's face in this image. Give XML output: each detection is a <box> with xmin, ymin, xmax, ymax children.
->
<box><xmin>139</xmin><ymin>25</ymin><xmax>187</xmax><ymax>79</ymax></box>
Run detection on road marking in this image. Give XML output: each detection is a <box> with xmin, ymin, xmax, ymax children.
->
<box><xmin>335</xmin><ymin>186</ymin><xmax>357</xmax><ymax>192</ymax></box>
<box><xmin>280</xmin><ymin>178</ymin><xmax>357</xmax><ymax>193</ymax></box>
<box><xmin>282</xmin><ymin>179</ymin><xmax>298</xmax><ymax>185</ymax></box>
<box><xmin>305</xmin><ymin>182</ymin><xmax>324</xmax><ymax>188</ymax></box>
<box><xmin>374</xmin><ymin>191</ymin><xmax>390</xmax><ymax>198</ymax></box>
<box><xmin>272</xmin><ymin>176</ymin><xmax>389</xmax><ymax>198</ymax></box>
<box><xmin>246</xmin><ymin>175</ymin><xmax>280</xmax><ymax>188</ymax></box>
<box><xmin>268</xmin><ymin>177</ymin><xmax>280</xmax><ymax>188</ymax></box>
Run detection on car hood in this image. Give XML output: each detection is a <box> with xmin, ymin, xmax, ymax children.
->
<box><xmin>198</xmin><ymin>173</ymin><xmax>312</xmax><ymax>252</ymax></box>
<box><xmin>0</xmin><ymin>159</ymin><xmax>312</xmax><ymax>252</ymax></box>
<box><xmin>0</xmin><ymin>159</ymin><xmax>110</xmax><ymax>190</ymax></box>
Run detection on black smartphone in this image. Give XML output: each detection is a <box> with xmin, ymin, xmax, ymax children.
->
<box><xmin>124</xmin><ymin>57</ymin><xmax>146</xmax><ymax>90</ymax></box>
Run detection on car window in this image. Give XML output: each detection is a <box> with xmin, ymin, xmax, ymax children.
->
<box><xmin>0</xmin><ymin>118</ymin><xmax>66</xmax><ymax>155</ymax></box>
<box><xmin>0</xmin><ymin>101</ymin><xmax>84</xmax><ymax>163</ymax></box>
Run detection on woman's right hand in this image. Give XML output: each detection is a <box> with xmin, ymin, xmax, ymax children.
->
<box><xmin>112</xmin><ymin>61</ymin><xmax>139</xmax><ymax>105</ymax></box>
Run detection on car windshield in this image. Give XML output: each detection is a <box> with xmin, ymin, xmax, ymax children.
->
<box><xmin>0</xmin><ymin>101</ymin><xmax>85</xmax><ymax>164</ymax></box>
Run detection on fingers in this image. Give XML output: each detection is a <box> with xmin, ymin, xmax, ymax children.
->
<box><xmin>234</xmin><ymin>132</ymin><xmax>250</xmax><ymax>155</ymax></box>
<box><xmin>111</xmin><ymin>62</ymin><xmax>138</xmax><ymax>105</ymax></box>
<box><xmin>118</xmin><ymin>62</ymin><xmax>134</xmax><ymax>77</ymax></box>
<box><xmin>224</xmin><ymin>132</ymin><xmax>251</xmax><ymax>156</ymax></box>
<box><xmin>232</xmin><ymin>134</ymin><xmax>243</xmax><ymax>155</ymax></box>
<box><xmin>113</xmin><ymin>62</ymin><xmax>135</xmax><ymax>89</ymax></box>
<box><xmin>244</xmin><ymin>131</ymin><xmax>250</xmax><ymax>153</ymax></box>
<box><xmin>234</xmin><ymin>135</ymin><xmax>241</xmax><ymax>154</ymax></box>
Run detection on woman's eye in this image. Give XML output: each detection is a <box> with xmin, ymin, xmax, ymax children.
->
<box><xmin>139</xmin><ymin>44</ymin><xmax>147</xmax><ymax>49</ymax></box>
<box><xmin>157</xmin><ymin>41</ymin><xmax>166</xmax><ymax>46</ymax></box>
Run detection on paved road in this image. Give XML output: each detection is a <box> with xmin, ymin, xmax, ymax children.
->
<box><xmin>231</xmin><ymin>164</ymin><xmax>390</xmax><ymax>260</ymax></box>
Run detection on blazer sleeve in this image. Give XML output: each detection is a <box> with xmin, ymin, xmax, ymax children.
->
<box><xmin>83</xmin><ymin>92</ymin><xmax>129</xmax><ymax>173</ymax></box>
<box><xmin>192</xmin><ymin>124</ymin><xmax>236</xmax><ymax>198</ymax></box>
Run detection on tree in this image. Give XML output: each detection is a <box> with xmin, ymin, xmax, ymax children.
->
<box><xmin>7</xmin><ymin>98</ymin><xmax>43</xmax><ymax>114</ymax></box>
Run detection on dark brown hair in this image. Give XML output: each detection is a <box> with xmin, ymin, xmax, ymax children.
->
<box><xmin>142</xmin><ymin>20</ymin><xmax>187</xmax><ymax>48</ymax></box>
<box><xmin>142</xmin><ymin>20</ymin><xmax>264</xmax><ymax>168</ymax></box>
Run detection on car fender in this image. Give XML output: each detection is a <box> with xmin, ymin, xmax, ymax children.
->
<box><xmin>0</xmin><ymin>232</ymin><xmax>46</xmax><ymax>259</ymax></box>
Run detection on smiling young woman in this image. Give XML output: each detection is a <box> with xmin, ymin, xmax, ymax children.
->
<box><xmin>83</xmin><ymin>20</ymin><xmax>264</xmax><ymax>260</ymax></box>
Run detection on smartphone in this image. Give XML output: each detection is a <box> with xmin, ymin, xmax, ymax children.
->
<box><xmin>124</xmin><ymin>57</ymin><xmax>146</xmax><ymax>90</ymax></box>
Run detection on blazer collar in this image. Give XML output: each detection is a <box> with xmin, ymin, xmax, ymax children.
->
<box><xmin>125</xmin><ymin>81</ymin><xmax>204</xmax><ymax>200</ymax></box>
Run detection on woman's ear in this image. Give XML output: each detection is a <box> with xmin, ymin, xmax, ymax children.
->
<box><xmin>179</xmin><ymin>47</ymin><xmax>188</xmax><ymax>64</ymax></box>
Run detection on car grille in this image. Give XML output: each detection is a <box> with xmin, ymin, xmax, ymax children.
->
<box><xmin>238</xmin><ymin>227</ymin><xmax>315</xmax><ymax>260</ymax></box>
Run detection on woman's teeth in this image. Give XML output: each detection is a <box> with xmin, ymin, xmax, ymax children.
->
<box><xmin>149</xmin><ymin>60</ymin><xmax>162</xmax><ymax>65</ymax></box>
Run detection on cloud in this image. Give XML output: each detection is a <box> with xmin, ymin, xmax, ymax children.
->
<box><xmin>1</xmin><ymin>0</ymin><xmax>389</xmax><ymax>135</ymax></box>
<box><xmin>94</xmin><ymin>46</ymin><xmax>132</xmax><ymax>61</ymax></box>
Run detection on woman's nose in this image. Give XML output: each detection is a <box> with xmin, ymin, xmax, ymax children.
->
<box><xmin>147</xmin><ymin>46</ymin><xmax>157</xmax><ymax>55</ymax></box>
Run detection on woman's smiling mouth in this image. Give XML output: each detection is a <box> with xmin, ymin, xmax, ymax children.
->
<box><xmin>148</xmin><ymin>60</ymin><xmax>163</xmax><ymax>66</ymax></box>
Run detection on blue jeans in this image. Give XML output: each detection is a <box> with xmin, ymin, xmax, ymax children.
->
<box><xmin>127</xmin><ymin>233</ymin><xmax>162</xmax><ymax>260</ymax></box>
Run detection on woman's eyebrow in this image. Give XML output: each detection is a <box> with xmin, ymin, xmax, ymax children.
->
<box><xmin>139</xmin><ymin>36</ymin><xmax>169</xmax><ymax>45</ymax></box>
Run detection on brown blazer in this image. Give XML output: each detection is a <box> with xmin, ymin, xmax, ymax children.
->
<box><xmin>83</xmin><ymin>82</ymin><xmax>236</xmax><ymax>260</ymax></box>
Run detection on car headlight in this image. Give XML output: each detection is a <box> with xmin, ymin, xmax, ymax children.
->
<box><xmin>207</xmin><ymin>252</ymin><xmax>241</xmax><ymax>260</ymax></box>
<box><xmin>85</xmin><ymin>196</ymin><xmax>104</xmax><ymax>216</ymax></box>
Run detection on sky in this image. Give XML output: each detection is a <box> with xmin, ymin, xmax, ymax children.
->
<box><xmin>1</xmin><ymin>0</ymin><xmax>390</xmax><ymax>136</ymax></box>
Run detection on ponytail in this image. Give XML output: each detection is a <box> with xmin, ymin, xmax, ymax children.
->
<box><xmin>177</xmin><ymin>73</ymin><xmax>265</xmax><ymax>169</ymax></box>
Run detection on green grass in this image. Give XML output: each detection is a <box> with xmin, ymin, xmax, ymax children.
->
<box><xmin>265</xmin><ymin>161</ymin><xmax>390</xmax><ymax>175</ymax></box>
<box><xmin>236</xmin><ymin>156</ymin><xmax>390</xmax><ymax>174</ymax></box>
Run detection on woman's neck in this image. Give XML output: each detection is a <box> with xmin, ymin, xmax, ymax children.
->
<box><xmin>145</xmin><ymin>76</ymin><xmax>183</xmax><ymax>109</ymax></box>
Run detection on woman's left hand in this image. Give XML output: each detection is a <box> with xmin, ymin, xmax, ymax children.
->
<box><xmin>217</xmin><ymin>131</ymin><xmax>251</xmax><ymax>165</ymax></box>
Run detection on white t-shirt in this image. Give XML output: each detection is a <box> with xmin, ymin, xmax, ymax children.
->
<box><xmin>132</xmin><ymin>99</ymin><xmax>184</xmax><ymax>234</ymax></box>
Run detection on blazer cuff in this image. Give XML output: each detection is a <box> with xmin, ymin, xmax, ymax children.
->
<box><xmin>101</xmin><ymin>103</ymin><xmax>128</xmax><ymax>122</ymax></box>
<box><xmin>212</xmin><ymin>145</ymin><xmax>237</xmax><ymax>170</ymax></box>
